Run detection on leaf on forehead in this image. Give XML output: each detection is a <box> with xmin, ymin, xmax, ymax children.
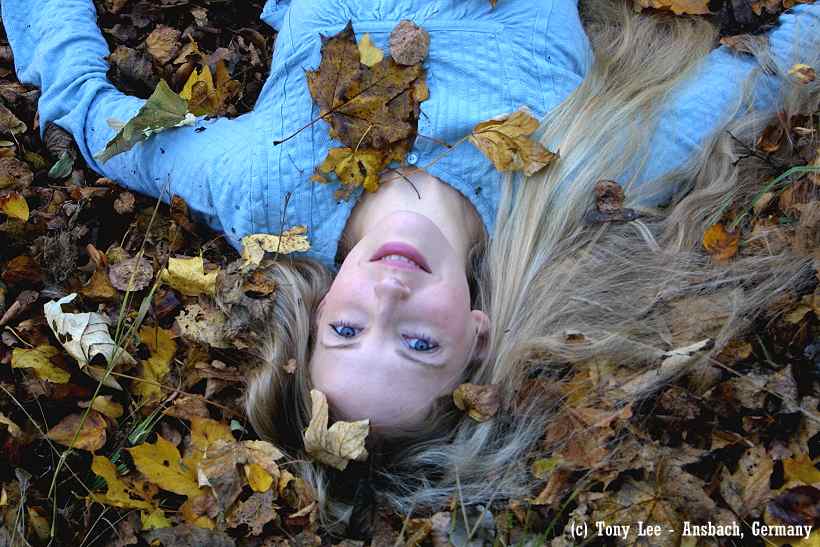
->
<box><xmin>469</xmin><ymin>109</ymin><xmax>558</xmax><ymax>176</ymax></box>
<box><xmin>303</xmin><ymin>389</ymin><xmax>369</xmax><ymax>471</ymax></box>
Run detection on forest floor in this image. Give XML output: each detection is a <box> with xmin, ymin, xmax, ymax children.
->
<box><xmin>0</xmin><ymin>0</ymin><xmax>818</xmax><ymax>546</ymax></box>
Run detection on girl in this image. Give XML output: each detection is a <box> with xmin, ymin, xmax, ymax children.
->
<box><xmin>3</xmin><ymin>0</ymin><xmax>819</xmax><ymax>532</ymax></box>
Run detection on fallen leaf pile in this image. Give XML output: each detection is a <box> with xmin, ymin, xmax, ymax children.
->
<box><xmin>0</xmin><ymin>1</ymin><xmax>817</xmax><ymax>546</ymax></box>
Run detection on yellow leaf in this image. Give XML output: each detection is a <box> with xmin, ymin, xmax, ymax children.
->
<box><xmin>783</xmin><ymin>453</ymin><xmax>820</xmax><ymax>485</ymax></box>
<box><xmin>185</xmin><ymin>416</ymin><xmax>235</xmax><ymax>470</ymax></box>
<box><xmin>180</xmin><ymin>493</ymin><xmax>216</xmax><ymax>529</ymax></box>
<box><xmin>319</xmin><ymin>147</ymin><xmax>387</xmax><ymax>193</ymax></box>
<box><xmin>160</xmin><ymin>256</ymin><xmax>218</xmax><ymax>296</ymax></box>
<box><xmin>0</xmin><ymin>486</ymin><xmax>7</xmax><ymax>507</ymax></box>
<box><xmin>453</xmin><ymin>383</ymin><xmax>500</xmax><ymax>422</ymax></box>
<box><xmin>46</xmin><ymin>411</ymin><xmax>107</xmax><ymax>452</ymax></box>
<box><xmin>135</xmin><ymin>326</ymin><xmax>177</xmax><ymax>402</ymax></box>
<box><xmin>703</xmin><ymin>223</ymin><xmax>739</xmax><ymax>262</ymax></box>
<box><xmin>181</xmin><ymin>63</ymin><xmax>216</xmax><ymax>116</ymax></box>
<box><xmin>90</xmin><ymin>455</ymin><xmax>155</xmax><ymax>510</ymax></box>
<box><xmin>129</xmin><ymin>435</ymin><xmax>201</xmax><ymax>497</ymax></box>
<box><xmin>245</xmin><ymin>463</ymin><xmax>273</xmax><ymax>493</ymax></box>
<box><xmin>141</xmin><ymin>507</ymin><xmax>172</xmax><ymax>530</ymax></box>
<box><xmin>469</xmin><ymin>110</ymin><xmax>557</xmax><ymax>176</ymax></box>
<box><xmin>303</xmin><ymin>389</ymin><xmax>369</xmax><ymax>471</ymax></box>
<box><xmin>11</xmin><ymin>345</ymin><xmax>70</xmax><ymax>383</ymax></box>
<box><xmin>358</xmin><ymin>34</ymin><xmax>384</xmax><ymax>67</ymax></box>
<box><xmin>79</xmin><ymin>269</ymin><xmax>118</xmax><ymax>301</ymax></box>
<box><xmin>789</xmin><ymin>63</ymin><xmax>816</xmax><ymax>84</ymax></box>
<box><xmin>79</xmin><ymin>395</ymin><xmax>124</xmax><ymax>419</ymax></box>
<box><xmin>633</xmin><ymin>0</ymin><xmax>711</xmax><ymax>14</ymax></box>
<box><xmin>240</xmin><ymin>226</ymin><xmax>311</xmax><ymax>268</ymax></box>
<box><xmin>0</xmin><ymin>191</ymin><xmax>29</xmax><ymax>221</ymax></box>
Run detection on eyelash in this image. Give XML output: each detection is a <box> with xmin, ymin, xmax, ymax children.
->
<box><xmin>329</xmin><ymin>321</ymin><xmax>439</xmax><ymax>352</ymax></box>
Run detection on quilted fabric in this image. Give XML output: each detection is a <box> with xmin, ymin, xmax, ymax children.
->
<box><xmin>2</xmin><ymin>0</ymin><xmax>818</xmax><ymax>268</ymax></box>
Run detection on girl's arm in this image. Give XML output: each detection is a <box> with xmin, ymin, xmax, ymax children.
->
<box><xmin>1</xmin><ymin>0</ymin><xmax>257</xmax><ymax>240</ymax></box>
<box><xmin>631</xmin><ymin>2</ymin><xmax>820</xmax><ymax>205</ymax></box>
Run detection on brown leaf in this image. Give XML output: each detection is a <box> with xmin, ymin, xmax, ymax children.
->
<box><xmin>633</xmin><ymin>0</ymin><xmax>711</xmax><ymax>14</ymax></box>
<box><xmin>452</xmin><ymin>383</ymin><xmax>500</xmax><ymax>422</ymax></box>
<box><xmin>703</xmin><ymin>223</ymin><xmax>739</xmax><ymax>262</ymax></box>
<box><xmin>305</xmin><ymin>21</ymin><xmax>427</xmax><ymax>177</ymax></box>
<box><xmin>0</xmin><ymin>157</ymin><xmax>33</xmax><ymax>191</ymax></box>
<box><xmin>389</xmin><ymin>20</ymin><xmax>430</xmax><ymax>66</ymax></box>
<box><xmin>46</xmin><ymin>411</ymin><xmax>107</xmax><ymax>452</ymax></box>
<box><xmin>113</xmin><ymin>191</ymin><xmax>135</xmax><ymax>214</ymax></box>
<box><xmin>0</xmin><ymin>102</ymin><xmax>26</xmax><ymax>135</ymax></box>
<box><xmin>144</xmin><ymin>525</ymin><xmax>236</xmax><ymax>547</ymax></box>
<box><xmin>146</xmin><ymin>26</ymin><xmax>181</xmax><ymax>65</ymax></box>
<box><xmin>226</xmin><ymin>489</ymin><xmax>277</xmax><ymax>536</ymax></box>
<box><xmin>757</xmin><ymin>122</ymin><xmax>786</xmax><ymax>153</ymax></box>
<box><xmin>719</xmin><ymin>445</ymin><xmax>775</xmax><ymax>518</ymax></box>
<box><xmin>80</xmin><ymin>269</ymin><xmax>118</xmax><ymax>301</ymax></box>
<box><xmin>108</xmin><ymin>255</ymin><xmax>154</xmax><ymax>292</ymax></box>
<box><xmin>469</xmin><ymin>109</ymin><xmax>557</xmax><ymax>176</ymax></box>
<box><xmin>766</xmin><ymin>485</ymin><xmax>820</xmax><ymax>527</ymax></box>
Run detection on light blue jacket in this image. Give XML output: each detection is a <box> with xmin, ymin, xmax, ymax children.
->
<box><xmin>2</xmin><ymin>0</ymin><xmax>818</xmax><ymax>269</ymax></box>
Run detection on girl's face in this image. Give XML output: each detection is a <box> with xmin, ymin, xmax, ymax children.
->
<box><xmin>310</xmin><ymin>210</ymin><xmax>489</xmax><ymax>431</ymax></box>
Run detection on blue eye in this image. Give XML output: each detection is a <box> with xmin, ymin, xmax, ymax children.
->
<box><xmin>330</xmin><ymin>323</ymin><xmax>360</xmax><ymax>338</ymax></box>
<box><xmin>405</xmin><ymin>334</ymin><xmax>439</xmax><ymax>352</ymax></box>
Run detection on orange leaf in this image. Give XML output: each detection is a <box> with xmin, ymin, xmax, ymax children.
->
<box><xmin>703</xmin><ymin>223</ymin><xmax>739</xmax><ymax>262</ymax></box>
<box><xmin>46</xmin><ymin>411</ymin><xmax>108</xmax><ymax>452</ymax></box>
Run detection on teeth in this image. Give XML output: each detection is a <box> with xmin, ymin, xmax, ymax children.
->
<box><xmin>380</xmin><ymin>254</ymin><xmax>420</xmax><ymax>267</ymax></box>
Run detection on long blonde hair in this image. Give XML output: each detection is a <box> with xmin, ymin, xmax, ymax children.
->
<box><xmin>238</xmin><ymin>0</ymin><xmax>819</xmax><ymax>530</ymax></box>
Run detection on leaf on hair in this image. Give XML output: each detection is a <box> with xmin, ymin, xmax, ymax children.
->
<box><xmin>469</xmin><ymin>109</ymin><xmax>557</xmax><ymax>176</ymax></box>
<box><xmin>303</xmin><ymin>389</ymin><xmax>369</xmax><ymax>471</ymax></box>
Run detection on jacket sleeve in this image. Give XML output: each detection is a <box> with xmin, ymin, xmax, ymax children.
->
<box><xmin>1</xmin><ymin>0</ymin><xmax>257</xmax><ymax>240</ymax></box>
<box><xmin>631</xmin><ymin>2</ymin><xmax>820</xmax><ymax>205</ymax></box>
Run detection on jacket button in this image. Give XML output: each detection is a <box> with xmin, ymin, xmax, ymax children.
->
<box><xmin>407</xmin><ymin>153</ymin><xmax>418</xmax><ymax>165</ymax></box>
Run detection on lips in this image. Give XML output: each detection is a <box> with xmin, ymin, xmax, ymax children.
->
<box><xmin>369</xmin><ymin>242</ymin><xmax>432</xmax><ymax>273</ymax></box>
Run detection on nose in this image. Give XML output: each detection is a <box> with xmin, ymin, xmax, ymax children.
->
<box><xmin>374</xmin><ymin>276</ymin><xmax>411</xmax><ymax>302</ymax></box>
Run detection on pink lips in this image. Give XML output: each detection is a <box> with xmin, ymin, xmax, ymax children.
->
<box><xmin>369</xmin><ymin>242</ymin><xmax>432</xmax><ymax>273</ymax></box>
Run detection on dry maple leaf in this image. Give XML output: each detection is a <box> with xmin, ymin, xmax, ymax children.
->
<box><xmin>306</xmin><ymin>21</ymin><xmax>428</xmax><ymax>194</ymax></box>
<box><xmin>469</xmin><ymin>109</ymin><xmax>557</xmax><ymax>176</ymax></box>
<box><xmin>90</xmin><ymin>455</ymin><xmax>156</xmax><ymax>510</ymax></box>
<box><xmin>303</xmin><ymin>389</ymin><xmax>369</xmax><ymax>471</ymax></box>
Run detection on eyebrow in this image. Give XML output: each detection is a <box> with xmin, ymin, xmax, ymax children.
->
<box><xmin>319</xmin><ymin>340</ymin><xmax>447</xmax><ymax>368</ymax></box>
